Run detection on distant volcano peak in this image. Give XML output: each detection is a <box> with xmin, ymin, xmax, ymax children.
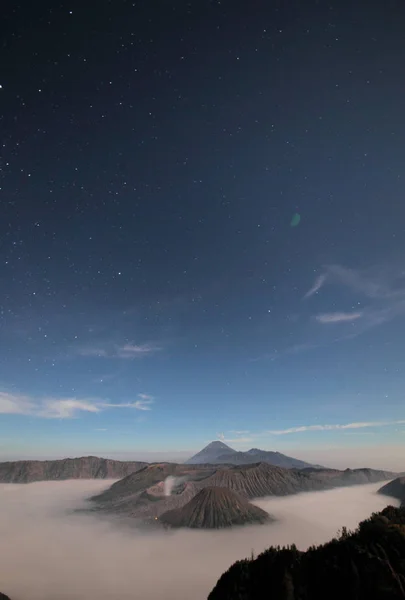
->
<box><xmin>185</xmin><ymin>441</ymin><xmax>237</xmax><ymax>464</ymax></box>
<box><xmin>206</xmin><ymin>441</ymin><xmax>234</xmax><ymax>450</ymax></box>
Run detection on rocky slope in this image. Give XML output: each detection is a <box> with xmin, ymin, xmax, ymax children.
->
<box><xmin>0</xmin><ymin>456</ymin><xmax>147</xmax><ymax>483</ymax></box>
<box><xmin>160</xmin><ymin>486</ymin><xmax>272</xmax><ymax>529</ymax></box>
<box><xmin>208</xmin><ymin>505</ymin><xmax>405</xmax><ymax>600</ymax></box>
<box><xmin>197</xmin><ymin>462</ymin><xmax>325</xmax><ymax>497</ymax></box>
<box><xmin>378</xmin><ymin>477</ymin><xmax>405</xmax><ymax>506</ymax></box>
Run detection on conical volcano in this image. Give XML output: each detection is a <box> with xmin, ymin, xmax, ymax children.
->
<box><xmin>159</xmin><ymin>486</ymin><xmax>271</xmax><ymax>529</ymax></box>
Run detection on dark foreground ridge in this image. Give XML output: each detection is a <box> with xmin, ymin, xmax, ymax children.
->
<box><xmin>208</xmin><ymin>505</ymin><xmax>405</xmax><ymax>600</ymax></box>
<box><xmin>160</xmin><ymin>486</ymin><xmax>272</xmax><ymax>529</ymax></box>
<box><xmin>0</xmin><ymin>456</ymin><xmax>147</xmax><ymax>483</ymax></box>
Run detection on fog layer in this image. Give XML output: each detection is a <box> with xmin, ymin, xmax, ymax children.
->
<box><xmin>0</xmin><ymin>480</ymin><xmax>399</xmax><ymax>600</ymax></box>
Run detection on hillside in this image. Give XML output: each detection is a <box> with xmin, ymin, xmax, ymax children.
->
<box><xmin>186</xmin><ymin>442</ymin><xmax>316</xmax><ymax>469</ymax></box>
<box><xmin>208</xmin><ymin>505</ymin><xmax>405</xmax><ymax>600</ymax></box>
<box><xmin>378</xmin><ymin>477</ymin><xmax>405</xmax><ymax>506</ymax></box>
<box><xmin>0</xmin><ymin>456</ymin><xmax>147</xmax><ymax>483</ymax></box>
<box><xmin>307</xmin><ymin>466</ymin><xmax>395</xmax><ymax>488</ymax></box>
<box><xmin>160</xmin><ymin>486</ymin><xmax>272</xmax><ymax>529</ymax></box>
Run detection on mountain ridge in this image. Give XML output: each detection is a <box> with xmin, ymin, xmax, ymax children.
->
<box><xmin>0</xmin><ymin>456</ymin><xmax>147</xmax><ymax>483</ymax></box>
<box><xmin>185</xmin><ymin>441</ymin><xmax>318</xmax><ymax>469</ymax></box>
<box><xmin>87</xmin><ymin>461</ymin><xmax>396</xmax><ymax>522</ymax></box>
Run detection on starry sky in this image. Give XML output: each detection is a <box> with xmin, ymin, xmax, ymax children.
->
<box><xmin>1</xmin><ymin>0</ymin><xmax>405</xmax><ymax>467</ymax></box>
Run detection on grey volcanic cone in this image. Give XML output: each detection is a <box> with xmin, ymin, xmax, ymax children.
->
<box><xmin>159</xmin><ymin>486</ymin><xmax>272</xmax><ymax>529</ymax></box>
<box><xmin>185</xmin><ymin>441</ymin><xmax>237</xmax><ymax>464</ymax></box>
<box><xmin>378</xmin><ymin>476</ymin><xmax>405</xmax><ymax>506</ymax></box>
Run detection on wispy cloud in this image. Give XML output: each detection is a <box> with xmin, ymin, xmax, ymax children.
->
<box><xmin>343</xmin><ymin>431</ymin><xmax>375</xmax><ymax>436</ymax></box>
<box><xmin>100</xmin><ymin>394</ymin><xmax>154</xmax><ymax>411</ymax></box>
<box><xmin>134</xmin><ymin>394</ymin><xmax>154</xmax><ymax>411</ymax></box>
<box><xmin>77</xmin><ymin>342</ymin><xmax>161</xmax><ymax>360</ymax></box>
<box><xmin>0</xmin><ymin>391</ymin><xmax>155</xmax><ymax>419</ymax></box>
<box><xmin>77</xmin><ymin>348</ymin><xmax>109</xmax><ymax>358</ymax></box>
<box><xmin>303</xmin><ymin>274</ymin><xmax>327</xmax><ymax>299</ymax></box>
<box><xmin>0</xmin><ymin>392</ymin><xmax>36</xmax><ymax>415</ymax></box>
<box><xmin>116</xmin><ymin>344</ymin><xmax>161</xmax><ymax>358</ymax></box>
<box><xmin>40</xmin><ymin>399</ymin><xmax>102</xmax><ymax>418</ymax></box>
<box><xmin>326</xmin><ymin>264</ymin><xmax>405</xmax><ymax>301</ymax></box>
<box><xmin>95</xmin><ymin>428</ymin><xmax>107</xmax><ymax>431</ymax></box>
<box><xmin>260</xmin><ymin>263</ymin><xmax>405</xmax><ymax>362</ymax></box>
<box><xmin>267</xmin><ymin>420</ymin><xmax>405</xmax><ymax>435</ymax></box>
<box><xmin>217</xmin><ymin>432</ymin><xmax>253</xmax><ymax>444</ymax></box>
<box><xmin>315</xmin><ymin>311</ymin><xmax>363</xmax><ymax>324</ymax></box>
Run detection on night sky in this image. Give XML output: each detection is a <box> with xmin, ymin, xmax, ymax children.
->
<box><xmin>1</xmin><ymin>0</ymin><xmax>405</xmax><ymax>464</ymax></box>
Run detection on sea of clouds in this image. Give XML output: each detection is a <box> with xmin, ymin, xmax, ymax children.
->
<box><xmin>0</xmin><ymin>480</ymin><xmax>399</xmax><ymax>600</ymax></box>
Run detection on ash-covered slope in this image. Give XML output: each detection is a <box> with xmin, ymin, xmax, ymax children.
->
<box><xmin>87</xmin><ymin>463</ymin><xmax>219</xmax><ymax>520</ymax></box>
<box><xmin>208</xmin><ymin>505</ymin><xmax>405</xmax><ymax>600</ymax></box>
<box><xmin>160</xmin><ymin>486</ymin><xmax>271</xmax><ymax>529</ymax></box>
<box><xmin>196</xmin><ymin>462</ymin><xmax>327</xmax><ymax>498</ymax></box>
<box><xmin>185</xmin><ymin>441</ymin><xmax>237</xmax><ymax>464</ymax></box>
<box><xmin>378</xmin><ymin>477</ymin><xmax>405</xmax><ymax>506</ymax></box>
<box><xmin>0</xmin><ymin>456</ymin><xmax>147</xmax><ymax>483</ymax></box>
<box><xmin>89</xmin><ymin>462</ymin><xmax>216</xmax><ymax>504</ymax></box>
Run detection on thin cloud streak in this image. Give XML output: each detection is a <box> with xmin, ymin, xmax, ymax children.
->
<box><xmin>316</xmin><ymin>311</ymin><xmax>363</xmax><ymax>324</ymax></box>
<box><xmin>116</xmin><ymin>343</ymin><xmax>162</xmax><ymax>358</ymax></box>
<box><xmin>77</xmin><ymin>342</ymin><xmax>161</xmax><ymax>360</ymax></box>
<box><xmin>217</xmin><ymin>432</ymin><xmax>253</xmax><ymax>444</ymax></box>
<box><xmin>303</xmin><ymin>274</ymin><xmax>326</xmax><ymax>299</ymax></box>
<box><xmin>218</xmin><ymin>437</ymin><xmax>253</xmax><ymax>444</ymax></box>
<box><xmin>267</xmin><ymin>419</ymin><xmax>405</xmax><ymax>435</ymax></box>
<box><xmin>0</xmin><ymin>391</ymin><xmax>154</xmax><ymax>419</ymax></box>
<box><xmin>100</xmin><ymin>394</ymin><xmax>154</xmax><ymax>411</ymax></box>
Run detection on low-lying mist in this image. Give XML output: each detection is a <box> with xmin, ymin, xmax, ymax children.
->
<box><xmin>0</xmin><ymin>480</ymin><xmax>399</xmax><ymax>600</ymax></box>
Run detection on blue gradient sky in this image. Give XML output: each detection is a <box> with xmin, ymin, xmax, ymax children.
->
<box><xmin>1</xmin><ymin>0</ymin><xmax>404</xmax><ymax>469</ymax></box>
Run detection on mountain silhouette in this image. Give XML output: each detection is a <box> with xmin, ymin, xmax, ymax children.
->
<box><xmin>186</xmin><ymin>441</ymin><xmax>317</xmax><ymax>468</ymax></box>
